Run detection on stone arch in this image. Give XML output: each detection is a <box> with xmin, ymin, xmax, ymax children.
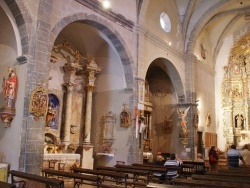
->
<box><xmin>50</xmin><ymin>13</ymin><xmax>134</xmax><ymax>88</ymax></box>
<box><xmin>3</xmin><ymin>0</ymin><xmax>32</xmax><ymax>58</ymax></box>
<box><xmin>137</xmin><ymin>0</ymin><xmax>150</xmax><ymax>25</ymax></box>
<box><xmin>148</xmin><ymin>58</ymin><xmax>185</xmax><ymax>102</ymax></box>
<box><xmin>186</xmin><ymin>1</ymin><xmax>250</xmax><ymax>54</ymax></box>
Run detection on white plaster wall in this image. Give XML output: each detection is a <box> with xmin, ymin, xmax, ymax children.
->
<box><xmin>215</xmin><ymin>37</ymin><xmax>230</xmax><ymax>151</ymax></box>
<box><xmin>92</xmin><ymin>90</ymin><xmax>133</xmax><ymax>166</ymax></box>
<box><xmin>0</xmin><ymin>5</ymin><xmax>25</xmax><ymax>171</ymax></box>
<box><xmin>144</xmin><ymin>0</ymin><xmax>183</xmax><ymax>52</ymax></box>
<box><xmin>97</xmin><ymin>0</ymin><xmax>137</xmax><ymax>22</ymax></box>
<box><xmin>195</xmin><ymin>63</ymin><xmax>215</xmax><ymax>133</ymax></box>
<box><xmin>95</xmin><ymin>43</ymin><xmax>126</xmax><ymax>92</ymax></box>
<box><xmin>194</xmin><ymin>29</ymin><xmax>213</xmax><ymax>69</ymax></box>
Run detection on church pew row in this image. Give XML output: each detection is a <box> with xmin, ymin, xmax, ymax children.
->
<box><xmin>171</xmin><ymin>178</ymin><xmax>249</xmax><ymax>188</ymax></box>
<box><xmin>72</xmin><ymin>167</ymin><xmax>129</xmax><ymax>187</ymax></box>
<box><xmin>96</xmin><ymin>166</ymin><xmax>149</xmax><ymax>187</ymax></box>
<box><xmin>132</xmin><ymin>161</ymin><xmax>206</xmax><ymax>176</ymax></box>
<box><xmin>207</xmin><ymin>171</ymin><xmax>250</xmax><ymax>177</ymax></box>
<box><xmin>116</xmin><ymin>164</ymin><xmax>201</xmax><ymax>185</ymax></box>
<box><xmin>9</xmin><ymin>170</ymin><xmax>64</xmax><ymax>188</ymax></box>
<box><xmin>115</xmin><ymin>164</ymin><xmax>182</xmax><ymax>183</ymax></box>
<box><xmin>42</xmin><ymin>169</ymin><xmax>116</xmax><ymax>188</ymax></box>
<box><xmin>218</xmin><ymin>166</ymin><xmax>250</xmax><ymax>173</ymax></box>
<box><xmin>191</xmin><ymin>174</ymin><xmax>250</xmax><ymax>185</ymax></box>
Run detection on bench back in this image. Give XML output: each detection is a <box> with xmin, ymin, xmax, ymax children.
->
<box><xmin>182</xmin><ymin>161</ymin><xmax>206</xmax><ymax>174</ymax></box>
<box><xmin>9</xmin><ymin>170</ymin><xmax>64</xmax><ymax>188</ymax></box>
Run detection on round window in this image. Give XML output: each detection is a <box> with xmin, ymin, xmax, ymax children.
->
<box><xmin>160</xmin><ymin>12</ymin><xmax>171</xmax><ymax>33</ymax></box>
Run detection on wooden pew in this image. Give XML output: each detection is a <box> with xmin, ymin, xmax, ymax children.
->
<box><xmin>72</xmin><ymin>167</ymin><xmax>128</xmax><ymax>187</ymax></box>
<box><xmin>42</xmin><ymin>169</ymin><xmax>107</xmax><ymax>188</ymax></box>
<box><xmin>0</xmin><ymin>181</ymin><xmax>16</xmax><ymax>188</ymax></box>
<box><xmin>96</xmin><ymin>166</ymin><xmax>148</xmax><ymax>187</ymax></box>
<box><xmin>117</xmin><ymin>164</ymin><xmax>183</xmax><ymax>182</ymax></box>
<box><xmin>115</xmin><ymin>164</ymin><xmax>167</xmax><ymax>174</ymax></box>
<box><xmin>182</xmin><ymin>161</ymin><xmax>206</xmax><ymax>175</ymax></box>
<box><xmin>219</xmin><ymin>167</ymin><xmax>250</xmax><ymax>173</ymax></box>
<box><xmin>171</xmin><ymin>178</ymin><xmax>249</xmax><ymax>188</ymax></box>
<box><xmin>207</xmin><ymin>171</ymin><xmax>250</xmax><ymax>177</ymax></box>
<box><xmin>191</xmin><ymin>174</ymin><xmax>250</xmax><ymax>184</ymax></box>
<box><xmin>9</xmin><ymin>170</ymin><xmax>64</xmax><ymax>188</ymax></box>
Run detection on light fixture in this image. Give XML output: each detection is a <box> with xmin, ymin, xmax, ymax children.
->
<box><xmin>102</xmin><ymin>0</ymin><xmax>110</xmax><ymax>9</ymax></box>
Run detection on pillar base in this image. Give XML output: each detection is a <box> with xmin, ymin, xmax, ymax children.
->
<box><xmin>81</xmin><ymin>144</ymin><xmax>94</xmax><ymax>169</ymax></box>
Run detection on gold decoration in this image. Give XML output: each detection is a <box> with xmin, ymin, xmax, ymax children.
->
<box><xmin>29</xmin><ymin>85</ymin><xmax>48</xmax><ymax>118</ymax></box>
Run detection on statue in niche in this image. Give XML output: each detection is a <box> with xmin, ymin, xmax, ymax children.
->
<box><xmin>233</xmin><ymin>63</ymin><xmax>240</xmax><ymax>74</ymax></box>
<box><xmin>235</xmin><ymin>114</ymin><xmax>244</xmax><ymax>130</ymax></box>
<box><xmin>45</xmin><ymin>94</ymin><xmax>59</xmax><ymax>129</ymax></box>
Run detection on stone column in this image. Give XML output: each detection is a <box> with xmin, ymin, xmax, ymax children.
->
<box><xmin>83</xmin><ymin>85</ymin><xmax>95</xmax><ymax>144</ymax></box>
<box><xmin>179</xmin><ymin>52</ymin><xmax>198</xmax><ymax>160</ymax></box>
<box><xmin>63</xmin><ymin>82</ymin><xmax>74</xmax><ymax>145</ymax></box>
<box><xmin>81</xmin><ymin>57</ymin><xmax>101</xmax><ymax>169</ymax></box>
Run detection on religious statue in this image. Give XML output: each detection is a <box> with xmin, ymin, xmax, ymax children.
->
<box><xmin>2</xmin><ymin>67</ymin><xmax>18</xmax><ymax>108</ymax></box>
<box><xmin>177</xmin><ymin>106</ymin><xmax>190</xmax><ymax>137</ymax></box>
<box><xmin>46</xmin><ymin>102</ymin><xmax>56</xmax><ymax>127</ymax></box>
<box><xmin>120</xmin><ymin>103</ymin><xmax>131</xmax><ymax>128</ymax></box>
<box><xmin>235</xmin><ymin>114</ymin><xmax>244</xmax><ymax>130</ymax></box>
<box><xmin>0</xmin><ymin>67</ymin><xmax>18</xmax><ymax>127</ymax></box>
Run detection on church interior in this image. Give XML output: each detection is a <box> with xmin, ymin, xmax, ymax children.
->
<box><xmin>1</xmin><ymin>0</ymin><xmax>250</xmax><ymax>186</ymax></box>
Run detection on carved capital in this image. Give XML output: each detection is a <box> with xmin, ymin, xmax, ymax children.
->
<box><xmin>86</xmin><ymin>85</ymin><xmax>95</xmax><ymax>92</ymax></box>
<box><xmin>64</xmin><ymin>82</ymin><xmax>74</xmax><ymax>92</ymax></box>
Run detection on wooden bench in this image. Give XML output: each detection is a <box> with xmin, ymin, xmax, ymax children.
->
<box><xmin>42</xmin><ymin>169</ymin><xmax>108</xmax><ymax>188</ymax></box>
<box><xmin>115</xmin><ymin>164</ymin><xmax>167</xmax><ymax>174</ymax></box>
<box><xmin>72</xmin><ymin>167</ymin><xmax>128</xmax><ymax>187</ymax></box>
<box><xmin>9</xmin><ymin>170</ymin><xmax>64</xmax><ymax>188</ymax></box>
<box><xmin>182</xmin><ymin>161</ymin><xmax>206</xmax><ymax>175</ymax></box>
<box><xmin>123</xmin><ymin>164</ymin><xmax>182</xmax><ymax>182</ymax></box>
<box><xmin>219</xmin><ymin>167</ymin><xmax>250</xmax><ymax>173</ymax></box>
<box><xmin>207</xmin><ymin>171</ymin><xmax>250</xmax><ymax>177</ymax></box>
<box><xmin>96</xmin><ymin>166</ymin><xmax>148</xmax><ymax>187</ymax></box>
<box><xmin>0</xmin><ymin>181</ymin><xmax>16</xmax><ymax>188</ymax></box>
<box><xmin>132</xmin><ymin>163</ymin><xmax>189</xmax><ymax>179</ymax></box>
<box><xmin>191</xmin><ymin>174</ymin><xmax>250</xmax><ymax>184</ymax></box>
<box><xmin>171</xmin><ymin>178</ymin><xmax>249</xmax><ymax>188</ymax></box>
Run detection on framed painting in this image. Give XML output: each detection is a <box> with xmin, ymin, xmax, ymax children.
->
<box><xmin>120</xmin><ymin>110</ymin><xmax>131</xmax><ymax>128</ymax></box>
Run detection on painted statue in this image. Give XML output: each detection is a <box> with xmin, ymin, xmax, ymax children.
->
<box><xmin>177</xmin><ymin>106</ymin><xmax>190</xmax><ymax>137</ymax></box>
<box><xmin>2</xmin><ymin>67</ymin><xmax>18</xmax><ymax>108</ymax></box>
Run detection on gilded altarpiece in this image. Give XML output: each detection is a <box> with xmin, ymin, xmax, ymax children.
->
<box><xmin>222</xmin><ymin>32</ymin><xmax>250</xmax><ymax>147</ymax></box>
